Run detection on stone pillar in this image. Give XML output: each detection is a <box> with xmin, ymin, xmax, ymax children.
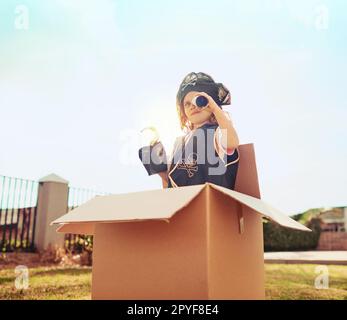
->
<box><xmin>35</xmin><ymin>173</ymin><xmax>69</xmax><ymax>252</ymax></box>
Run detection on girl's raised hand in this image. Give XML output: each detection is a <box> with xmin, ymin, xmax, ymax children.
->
<box><xmin>194</xmin><ymin>91</ymin><xmax>219</xmax><ymax>113</ymax></box>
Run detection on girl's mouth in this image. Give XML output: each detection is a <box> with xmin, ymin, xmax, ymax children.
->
<box><xmin>191</xmin><ymin>110</ymin><xmax>200</xmax><ymax>115</ymax></box>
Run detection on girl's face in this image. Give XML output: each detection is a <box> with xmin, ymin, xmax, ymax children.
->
<box><xmin>183</xmin><ymin>91</ymin><xmax>213</xmax><ymax>127</ymax></box>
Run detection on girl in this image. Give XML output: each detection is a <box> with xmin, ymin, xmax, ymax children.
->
<box><xmin>159</xmin><ymin>72</ymin><xmax>240</xmax><ymax>189</ymax></box>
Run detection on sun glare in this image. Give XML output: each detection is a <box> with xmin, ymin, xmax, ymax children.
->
<box><xmin>138</xmin><ymin>99</ymin><xmax>183</xmax><ymax>157</ymax></box>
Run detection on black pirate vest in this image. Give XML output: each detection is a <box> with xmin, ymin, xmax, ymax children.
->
<box><xmin>167</xmin><ymin>123</ymin><xmax>239</xmax><ymax>190</ymax></box>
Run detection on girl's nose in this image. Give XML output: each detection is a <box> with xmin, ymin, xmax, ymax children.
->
<box><xmin>190</xmin><ymin>101</ymin><xmax>198</xmax><ymax>110</ymax></box>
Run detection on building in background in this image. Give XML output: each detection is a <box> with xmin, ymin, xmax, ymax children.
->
<box><xmin>317</xmin><ymin>207</ymin><xmax>347</xmax><ymax>250</ymax></box>
<box><xmin>319</xmin><ymin>207</ymin><xmax>346</xmax><ymax>232</ymax></box>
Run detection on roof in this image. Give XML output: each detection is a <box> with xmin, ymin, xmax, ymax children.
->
<box><xmin>319</xmin><ymin>208</ymin><xmax>345</xmax><ymax>223</ymax></box>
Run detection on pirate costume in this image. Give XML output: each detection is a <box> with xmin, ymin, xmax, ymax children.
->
<box><xmin>167</xmin><ymin>72</ymin><xmax>239</xmax><ymax>190</ymax></box>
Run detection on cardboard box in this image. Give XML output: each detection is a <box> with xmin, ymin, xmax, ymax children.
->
<box><xmin>51</xmin><ymin>143</ymin><xmax>310</xmax><ymax>300</ymax></box>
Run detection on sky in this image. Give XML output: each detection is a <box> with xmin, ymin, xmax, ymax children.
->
<box><xmin>0</xmin><ymin>0</ymin><xmax>346</xmax><ymax>215</ymax></box>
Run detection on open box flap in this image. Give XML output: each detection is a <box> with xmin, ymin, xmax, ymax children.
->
<box><xmin>52</xmin><ymin>182</ymin><xmax>310</xmax><ymax>234</ymax></box>
<box><xmin>209</xmin><ymin>184</ymin><xmax>311</xmax><ymax>232</ymax></box>
<box><xmin>56</xmin><ymin>222</ymin><xmax>96</xmax><ymax>235</ymax></box>
<box><xmin>51</xmin><ymin>184</ymin><xmax>206</xmax><ymax>225</ymax></box>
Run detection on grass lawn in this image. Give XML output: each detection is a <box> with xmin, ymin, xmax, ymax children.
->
<box><xmin>265</xmin><ymin>264</ymin><xmax>347</xmax><ymax>300</ymax></box>
<box><xmin>0</xmin><ymin>263</ymin><xmax>346</xmax><ymax>300</ymax></box>
<box><xmin>0</xmin><ymin>265</ymin><xmax>92</xmax><ymax>300</ymax></box>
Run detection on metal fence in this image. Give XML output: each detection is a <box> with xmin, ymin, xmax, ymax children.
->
<box><xmin>64</xmin><ymin>187</ymin><xmax>110</xmax><ymax>253</ymax></box>
<box><xmin>0</xmin><ymin>175</ymin><xmax>39</xmax><ymax>252</ymax></box>
<box><xmin>0</xmin><ymin>173</ymin><xmax>110</xmax><ymax>253</ymax></box>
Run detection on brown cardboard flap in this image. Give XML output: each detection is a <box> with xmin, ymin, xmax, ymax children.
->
<box><xmin>55</xmin><ymin>219</ymin><xmax>172</xmax><ymax>235</ymax></box>
<box><xmin>52</xmin><ymin>182</ymin><xmax>310</xmax><ymax>234</ymax></box>
<box><xmin>209</xmin><ymin>184</ymin><xmax>311</xmax><ymax>232</ymax></box>
<box><xmin>56</xmin><ymin>222</ymin><xmax>95</xmax><ymax>235</ymax></box>
<box><xmin>51</xmin><ymin>184</ymin><xmax>205</xmax><ymax>225</ymax></box>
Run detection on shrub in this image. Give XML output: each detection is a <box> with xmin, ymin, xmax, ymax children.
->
<box><xmin>263</xmin><ymin>218</ymin><xmax>321</xmax><ymax>252</ymax></box>
<box><xmin>64</xmin><ymin>235</ymin><xmax>93</xmax><ymax>266</ymax></box>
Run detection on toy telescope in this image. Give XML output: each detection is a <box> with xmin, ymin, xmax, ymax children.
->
<box><xmin>192</xmin><ymin>95</ymin><xmax>209</xmax><ymax>108</ymax></box>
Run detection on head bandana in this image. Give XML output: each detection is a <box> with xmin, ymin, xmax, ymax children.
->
<box><xmin>176</xmin><ymin>72</ymin><xmax>231</xmax><ymax>107</ymax></box>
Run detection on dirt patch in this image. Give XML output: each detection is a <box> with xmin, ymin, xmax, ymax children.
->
<box><xmin>0</xmin><ymin>245</ymin><xmax>92</xmax><ymax>270</ymax></box>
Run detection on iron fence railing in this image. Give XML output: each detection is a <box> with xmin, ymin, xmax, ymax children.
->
<box><xmin>0</xmin><ymin>175</ymin><xmax>39</xmax><ymax>252</ymax></box>
<box><xmin>0</xmin><ymin>173</ymin><xmax>110</xmax><ymax>253</ymax></box>
<box><xmin>64</xmin><ymin>186</ymin><xmax>110</xmax><ymax>253</ymax></box>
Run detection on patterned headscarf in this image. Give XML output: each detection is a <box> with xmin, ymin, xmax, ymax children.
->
<box><xmin>176</xmin><ymin>72</ymin><xmax>231</xmax><ymax>107</ymax></box>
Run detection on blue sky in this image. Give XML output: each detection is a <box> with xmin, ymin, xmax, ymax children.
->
<box><xmin>0</xmin><ymin>0</ymin><xmax>346</xmax><ymax>214</ymax></box>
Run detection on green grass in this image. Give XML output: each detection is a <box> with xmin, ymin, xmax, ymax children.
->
<box><xmin>0</xmin><ymin>265</ymin><xmax>92</xmax><ymax>300</ymax></box>
<box><xmin>0</xmin><ymin>263</ymin><xmax>347</xmax><ymax>300</ymax></box>
<box><xmin>265</xmin><ymin>264</ymin><xmax>347</xmax><ymax>300</ymax></box>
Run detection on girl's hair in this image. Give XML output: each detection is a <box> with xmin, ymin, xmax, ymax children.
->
<box><xmin>176</xmin><ymin>97</ymin><xmax>218</xmax><ymax>133</ymax></box>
